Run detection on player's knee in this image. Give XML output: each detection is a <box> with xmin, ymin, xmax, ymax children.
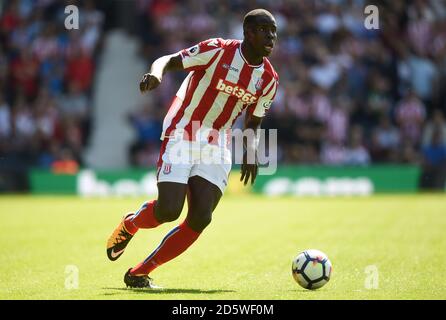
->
<box><xmin>187</xmin><ymin>211</ymin><xmax>212</xmax><ymax>232</ymax></box>
<box><xmin>156</xmin><ymin>202</ymin><xmax>183</xmax><ymax>222</ymax></box>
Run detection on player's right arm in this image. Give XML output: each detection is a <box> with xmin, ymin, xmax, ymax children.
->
<box><xmin>139</xmin><ymin>53</ymin><xmax>183</xmax><ymax>93</ymax></box>
<box><xmin>140</xmin><ymin>38</ymin><xmax>224</xmax><ymax>93</ymax></box>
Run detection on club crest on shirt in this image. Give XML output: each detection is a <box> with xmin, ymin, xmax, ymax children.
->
<box><xmin>163</xmin><ymin>163</ymin><xmax>172</xmax><ymax>175</ymax></box>
<box><xmin>255</xmin><ymin>78</ymin><xmax>264</xmax><ymax>91</ymax></box>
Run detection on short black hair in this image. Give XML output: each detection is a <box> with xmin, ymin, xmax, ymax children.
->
<box><xmin>243</xmin><ymin>9</ymin><xmax>275</xmax><ymax>30</ymax></box>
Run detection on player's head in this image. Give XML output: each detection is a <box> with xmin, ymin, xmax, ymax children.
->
<box><xmin>243</xmin><ymin>9</ymin><xmax>277</xmax><ymax>57</ymax></box>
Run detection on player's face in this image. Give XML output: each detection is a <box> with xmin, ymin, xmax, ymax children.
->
<box><xmin>247</xmin><ymin>16</ymin><xmax>277</xmax><ymax>57</ymax></box>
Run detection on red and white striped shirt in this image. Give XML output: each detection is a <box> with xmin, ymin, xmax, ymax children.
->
<box><xmin>161</xmin><ymin>38</ymin><xmax>279</xmax><ymax>142</ymax></box>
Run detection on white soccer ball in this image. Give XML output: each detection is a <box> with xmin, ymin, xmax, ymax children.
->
<box><xmin>292</xmin><ymin>249</ymin><xmax>332</xmax><ymax>290</ymax></box>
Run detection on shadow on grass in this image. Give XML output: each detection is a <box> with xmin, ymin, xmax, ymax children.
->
<box><xmin>101</xmin><ymin>287</ymin><xmax>235</xmax><ymax>296</ymax></box>
<box><xmin>286</xmin><ymin>288</ymin><xmax>334</xmax><ymax>293</ymax></box>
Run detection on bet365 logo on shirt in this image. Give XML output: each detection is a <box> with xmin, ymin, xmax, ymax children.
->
<box><xmin>215</xmin><ymin>79</ymin><xmax>257</xmax><ymax>104</ymax></box>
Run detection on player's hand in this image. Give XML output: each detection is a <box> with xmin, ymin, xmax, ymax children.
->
<box><xmin>240</xmin><ymin>152</ymin><xmax>259</xmax><ymax>186</ymax></box>
<box><xmin>140</xmin><ymin>73</ymin><xmax>161</xmax><ymax>93</ymax></box>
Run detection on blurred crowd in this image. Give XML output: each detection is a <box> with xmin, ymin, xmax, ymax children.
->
<box><xmin>130</xmin><ymin>0</ymin><xmax>446</xmax><ymax>187</ymax></box>
<box><xmin>1</xmin><ymin>0</ymin><xmax>446</xmax><ymax>190</ymax></box>
<box><xmin>0</xmin><ymin>0</ymin><xmax>104</xmax><ymax>175</ymax></box>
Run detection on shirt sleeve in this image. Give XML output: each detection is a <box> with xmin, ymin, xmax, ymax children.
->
<box><xmin>179</xmin><ymin>38</ymin><xmax>224</xmax><ymax>72</ymax></box>
<box><xmin>249</xmin><ymin>78</ymin><xmax>279</xmax><ymax>118</ymax></box>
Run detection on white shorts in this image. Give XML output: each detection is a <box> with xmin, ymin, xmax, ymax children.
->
<box><xmin>156</xmin><ymin>137</ymin><xmax>232</xmax><ymax>194</ymax></box>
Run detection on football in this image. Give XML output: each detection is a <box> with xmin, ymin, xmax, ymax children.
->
<box><xmin>292</xmin><ymin>249</ymin><xmax>332</xmax><ymax>290</ymax></box>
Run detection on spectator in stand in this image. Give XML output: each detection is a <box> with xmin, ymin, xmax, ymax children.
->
<box><xmin>10</xmin><ymin>47</ymin><xmax>39</xmax><ymax>100</ymax></box>
<box><xmin>406</xmin><ymin>52</ymin><xmax>438</xmax><ymax>108</ymax></box>
<box><xmin>11</xmin><ymin>94</ymin><xmax>35</xmax><ymax>140</ymax></box>
<box><xmin>399</xmin><ymin>138</ymin><xmax>421</xmax><ymax>164</ymax></box>
<box><xmin>293</xmin><ymin>96</ymin><xmax>325</xmax><ymax>164</ymax></box>
<box><xmin>422</xmin><ymin>109</ymin><xmax>446</xmax><ymax>147</ymax></box>
<box><xmin>80</xmin><ymin>0</ymin><xmax>105</xmax><ymax>55</ymax></box>
<box><xmin>370</xmin><ymin>116</ymin><xmax>400</xmax><ymax>162</ymax></box>
<box><xmin>320</xmin><ymin>136</ymin><xmax>347</xmax><ymax>166</ymax></box>
<box><xmin>0</xmin><ymin>93</ymin><xmax>11</xmax><ymax>138</ymax></box>
<box><xmin>395</xmin><ymin>88</ymin><xmax>426</xmax><ymax>146</ymax></box>
<box><xmin>65</xmin><ymin>47</ymin><xmax>94</xmax><ymax>93</ymax></box>
<box><xmin>33</xmin><ymin>87</ymin><xmax>60</xmax><ymax>147</ymax></box>
<box><xmin>365</xmin><ymin>72</ymin><xmax>393</xmax><ymax>128</ymax></box>
<box><xmin>326</xmin><ymin>97</ymin><xmax>349</xmax><ymax>145</ymax></box>
<box><xmin>58</xmin><ymin>81</ymin><xmax>89</xmax><ymax>121</ymax></box>
<box><xmin>344</xmin><ymin>126</ymin><xmax>371</xmax><ymax>166</ymax></box>
<box><xmin>420</xmin><ymin>127</ymin><xmax>446</xmax><ymax>190</ymax></box>
<box><xmin>31</xmin><ymin>22</ymin><xmax>59</xmax><ymax>62</ymax></box>
<box><xmin>51</xmin><ymin>147</ymin><xmax>79</xmax><ymax>174</ymax></box>
<box><xmin>128</xmin><ymin>101</ymin><xmax>163</xmax><ymax>167</ymax></box>
<box><xmin>0</xmin><ymin>0</ymin><xmax>21</xmax><ymax>35</ymax></box>
<box><xmin>39</xmin><ymin>51</ymin><xmax>65</xmax><ymax>97</ymax></box>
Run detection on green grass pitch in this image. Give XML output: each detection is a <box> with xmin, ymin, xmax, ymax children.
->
<box><xmin>0</xmin><ymin>194</ymin><xmax>445</xmax><ymax>300</ymax></box>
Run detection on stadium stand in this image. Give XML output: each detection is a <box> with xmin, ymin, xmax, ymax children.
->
<box><xmin>1</xmin><ymin>0</ymin><xmax>445</xmax><ymax>191</ymax></box>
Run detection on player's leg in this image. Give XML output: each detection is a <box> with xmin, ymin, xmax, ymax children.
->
<box><xmin>128</xmin><ymin>169</ymin><xmax>225</xmax><ymax>277</ymax></box>
<box><xmin>106</xmin><ymin>182</ymin><xmax>187</xmax><ymax>261</ymax></box>
<box><xmin>185</xmin><ymin>176</ymin><xmax>222</xmax><ymax>232</ymax></box>
<box><xmin>123</xmin><ymin>182</ymin><xmax>192</xmax><ymax>287</ymax></box>
<box><xmin>124</xmin><ymin>182</ymin><xmax>188</xmax><ymax>232</ymax></box>
<box><xmin>124</xmin><ymin>142</ymin><xmax>229</xmax><ymax>285</ymax></box>
<box><xmin>184</xmin><ymin>149</ymin><xmax>230</xmax><ymax>232</ymax></box>
<box><xmin>107</xmin><ymin>137</ymin><xmax>191</xmax><ymax>262</ymax></box>
<box><xmin>125</xmin><ymin>137</ymin><xmax>191</xmax><ymax>232</ymax></box>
